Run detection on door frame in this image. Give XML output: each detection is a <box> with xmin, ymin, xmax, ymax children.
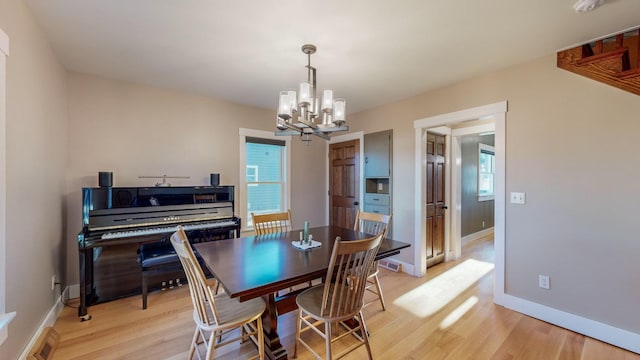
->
<box><xmin>325</xmin><ymin>131</ymin><xmax>364</xmax><ymax>226</ymax></box>
<box><xmin>413</xmin><ymin>101</ymin><xmax>507</xmax><ymax>303</ymax></box>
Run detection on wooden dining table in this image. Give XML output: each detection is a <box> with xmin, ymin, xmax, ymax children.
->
<box><xmin>193</xmin><ymin>225</ymin><xmax>410</xmax><ymax>360</ymax></box>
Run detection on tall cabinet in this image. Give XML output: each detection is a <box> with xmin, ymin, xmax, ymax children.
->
<box><xmin>363</xmin><ymin>130</ymin><xmax>393</xmax><ymax>232</ymax></box>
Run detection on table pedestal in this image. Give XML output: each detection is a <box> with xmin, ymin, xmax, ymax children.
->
<box><xmin>260</xmin><ymin>289</ymin><xmax>307</xmax><ymax>360</ymax></box>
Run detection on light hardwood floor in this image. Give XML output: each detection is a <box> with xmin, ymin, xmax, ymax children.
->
<box><xmin>51</xmin><ymin>236</ymin><xmax>640</xmax><ymax>359</ymax></box>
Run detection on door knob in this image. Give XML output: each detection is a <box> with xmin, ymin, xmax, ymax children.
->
<box><xmin>441</xmin><ymin>205</ymin><xmax>448</xmax><ymax>210</ymax></box>
<box><xmin>353</xmin><ymin>201</ymin><xmax>359</xmax><ymax>206</ymax></box>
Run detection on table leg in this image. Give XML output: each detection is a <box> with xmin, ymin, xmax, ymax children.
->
<box><xmin>261</xmin><ymin>293</ymin><xmax>287</xmax><ymax>360</ymax></box>
<box><xmin>259</xmin><ymin>290</ymin><xmax>304</xmax><ymax>360</ymax></box>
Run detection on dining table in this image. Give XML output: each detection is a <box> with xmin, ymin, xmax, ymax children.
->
<box><xmin>193</xmin><ymin>225</ymin><xmax>411</xmax><ymax>360</ymax></box>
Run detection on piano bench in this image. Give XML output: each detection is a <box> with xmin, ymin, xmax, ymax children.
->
<box><xmin>140</xmin><ymin>241</ymin><xmax>182</xmax><ymax>310</ymax></box>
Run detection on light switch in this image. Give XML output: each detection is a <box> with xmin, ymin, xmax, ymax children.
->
<box><xmin>510</xmin><ymin>192</ymin><xmax>526</xmax><ymax>204</ymax></box>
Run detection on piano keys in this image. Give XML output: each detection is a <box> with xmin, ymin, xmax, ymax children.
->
<box><xmin>77</xmin><ymin>185</ymin><xmax>240</xmax><ymax>319</ymax></box>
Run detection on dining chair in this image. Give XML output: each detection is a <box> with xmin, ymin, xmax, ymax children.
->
<box><xmin>353</xmin><ymin>209</ymin><xmax>392</xmax><ymax>310</ymax></box>
<box><xmin>251</xmin><ymin>210</ymin><xmax>293</xmax><ymax>234</ymax></box>
<box><xmin>170</xmin><ymin>226</ymin><xmax>266</xmax><ymax>360</ymax></box>
<box><xmin>252</xmin><ymin>210</ymin><xmax>313</xmax><ymax>293</ymax></box>
<box><xmin>294</xmin><ymin>234</ymin><xmax>383</xmax><ymax>360</ymax></box>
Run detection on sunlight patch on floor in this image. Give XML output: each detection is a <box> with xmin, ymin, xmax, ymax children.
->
<box><xmin>393</xmin><ymin>259</ymin><xmax>493</xmax><ymax>318</ymax></box>
<box><xmin>439</xmin><ymin>296</ymin><xmax>479</xmax><ymax>329</ymax></box>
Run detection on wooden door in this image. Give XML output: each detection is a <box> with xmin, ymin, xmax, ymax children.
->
<box><xmin>426</xmin><ymin>132</ymin><xmax>446</xmax><ymax>267</ymax></box>
<box><xmin>329</xmin><ymin>139</ymin><xmax>360</xmax><ymax>229</ymax></box>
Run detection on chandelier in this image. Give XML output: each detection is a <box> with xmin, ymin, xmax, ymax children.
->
<box><xmin>276</xmin><ymin>44</ymin><xmax>348</xmax><ymax>143</ymax></box>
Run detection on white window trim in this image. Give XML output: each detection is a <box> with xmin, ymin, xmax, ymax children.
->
<box><xmin>239</xmin><ymin>128</ymin><xmax>291</xmax><ymax>232</ymax></box>
<box><xmin>478</xmin><ymin>143</ymin><xmax>495</xmax><ymax>202</ymax></box>
<box><xmin>246</xmin><ymin>165</ymin><xmax>259</xmax><ymax>183</ymax></box>
<box><xmin>0</xmin><ymin>26</ymin><xmax>12</xmax><ymax>345</ymax></box>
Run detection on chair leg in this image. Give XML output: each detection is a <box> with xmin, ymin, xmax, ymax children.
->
<box><xmin>256</xmin><ymin>316</ymin><xmax>265</xmax><ymax>360</ymax></box>
<box><xmin>372</xmin><ymin>273</ymin><xmax>386</xmax><ymax>310</ymax></box>
<box><xmin>358</xmin><ymin>312</ymin><xmax>373</xmax><ymax>360</ymax></box>
<box><xmin>294</xmin><ymin>309</ymin><xmax>302</xmax><ymax>358</ymax></box>
<box><xmin>205</xmin><ymin>330</ymin><xmax>216</xmax><ymax>360</ymax></box>
<box><xmin>325</xmin><ymin>321</ymin><xmax>333</xmax><ymax>360</ymax></box>
<box><xmin>142</xmin><ymin>271</ymin><xmax>148</xmax><ymax>310</ymax></box>
<box><xmin>189</xmin><ymin>327</ymin><xmax>199</xmax><ymax>360</ymax></box>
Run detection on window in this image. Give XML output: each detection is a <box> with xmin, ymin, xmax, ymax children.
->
<box><xmin>239</xmin><ymin>129</ymin><xmax>290</xmax><ymax>230</ymax></box>
<box><xmin>478</xmin><ymin>143</ymin><xmax>495</xmax><ymax>201</ymax></box>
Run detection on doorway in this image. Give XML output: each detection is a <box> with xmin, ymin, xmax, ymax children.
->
<box><xmin>413</xmin><ymin>101</ymin><xmax>507</xmax><ymax>302</ymax></box>
<box><xmin>450</xmin><ymin>121</ymin><xmax>496</xmax><ymax>260</ymax></box>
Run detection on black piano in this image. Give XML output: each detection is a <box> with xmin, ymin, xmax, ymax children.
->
<box><xmin>77</xmin><ymin>185</ymin><xmax>240</xmax><ymax>318</ymax></box>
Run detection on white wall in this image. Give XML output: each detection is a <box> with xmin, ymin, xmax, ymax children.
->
<box><xmin>0</xmin><ymin>1</ymin><xmax>68</xmax><ymax>358</ymax></box>
<box><xmin>65</xmin><ymin>72</ymin><xmax>328</xmax><ymax>283</ymax></box>
<box><xmin>349</xmin><ymin>54</ymin><xmax>640</xmax><ymax>337</ymax></box>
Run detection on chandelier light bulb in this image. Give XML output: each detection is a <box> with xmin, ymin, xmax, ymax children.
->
<box><xmin>278</xmin><ymin>91</ymin><xmax>292</xmax><ymax>119</ymax></box>
<box><xmin>322</xmin><ymin>90</ymin><xmax>333</xmax><ymax>112</ymax></box>
<box><xmin>333</xmin><ymin>99</ymin><xmax>346</xmax><ymax>123</ymax></box>
<box><xmin>299</xmin><ymin>82</ymin><xmax>312</xmax><ymax>107</ymax></box>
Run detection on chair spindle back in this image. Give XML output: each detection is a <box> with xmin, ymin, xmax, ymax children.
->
<box><xmin>170</xmin><ymin>227</ymin><xmax>221</xmax><ymax>326</ymax></box>
<box><xmin>252</xmin><ymin>210</ymin><xmax>293</xmax><ymax>235</ymax></box>
<box><xmin>321</xmin><ymin>234</ymin><xmax>383</xmax><ymax>318</ymax></box>
<box><xmin>354</xmin><ymin>209</ymin><xmax>392</xmax><ymax>239</ymax></box>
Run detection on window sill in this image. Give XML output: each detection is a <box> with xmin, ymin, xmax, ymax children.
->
<box><xmin>478</xmin><ymin>195</ymin><xmax>495</xmax><ymax>202</ymax></box>
<box><xmin>0</xmin><ymin>312</ymin><xmax>16</xmax><ymax>345</ymax></box>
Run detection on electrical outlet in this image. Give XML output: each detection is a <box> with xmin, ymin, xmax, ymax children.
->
<box><xmin>482</xmin><ymin>220</ymin><xmax>485</xmax><ymax>228</ymax></box>
<box><xmin>51</xmin><ymin>275</ymin><xmax>56</xmax><ymax>291</ymax></box>
<box><xmin>538</xmin><ymin>275</ymin><xmax>550</xmax><ymax>290</ymax></box>
<box><xmin>510</xmin><ymin>192</ymin><xmax>526</xmax><ymax>204</ymax></box>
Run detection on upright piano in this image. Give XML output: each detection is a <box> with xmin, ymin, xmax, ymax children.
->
<box><xmin>77</xmin><ymin>185</ymin><xmax>240</xmax><ymax>318</ymax></box>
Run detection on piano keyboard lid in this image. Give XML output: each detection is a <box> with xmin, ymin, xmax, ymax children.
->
<box><xmin>87</xmin><ymin>202</ymin><xmax>234</xmax><ymax>231</ymax></box>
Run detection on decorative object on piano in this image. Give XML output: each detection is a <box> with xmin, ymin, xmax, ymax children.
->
<box><xmin>98</xmin><ymin>171</ymin><xmax>113</xmax><ymax>187</ymax></box>
<box><xmin>138</xmin><ymin>174</ymin><xmax>190</xmax><ymax>187</ymax></box>
<box><xmin>210</xmin><ymin>173</ymin><xmax>220</xmax><ymax>187</ymax></box>
<box><xmin>276</xmin><ymin>44</ymin><xmax>348</xmax><ymax>145</ymax></box>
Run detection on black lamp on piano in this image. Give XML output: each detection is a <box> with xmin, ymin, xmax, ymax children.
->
<box><xmin>98</xmin><ymin>171</ymin><xmax>113</xmax><ymax>187</ymax></box>
<box><xmin>210</xmin><ymin>173</ymin><xmax>219</xmax><ymax>187</ymax></box>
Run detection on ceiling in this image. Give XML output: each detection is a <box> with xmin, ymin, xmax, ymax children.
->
<box><xmin>25</xmin><ymin>0</ymin><xmax>640</xmax><ymax>114</ymax></box>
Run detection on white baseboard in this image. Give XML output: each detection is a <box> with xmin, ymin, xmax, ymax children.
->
<box><xmin>500</xmin><ymin>293</ymin><xmax>640</xmax><ymax>354</ymax></box>
<box><xmin>461</xmin><ymin>227</ymin><xmax>494</xmax><ymax>245</ymax></box>
<box><xmin>67</xmin><ymin>284</ymin><xmax>79</xmax><ymax>299</ymax></box>
<box><xmin>17</xmin><ymin>289</ymin><xmax>66</xmax><ymax>360</ymax></box>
